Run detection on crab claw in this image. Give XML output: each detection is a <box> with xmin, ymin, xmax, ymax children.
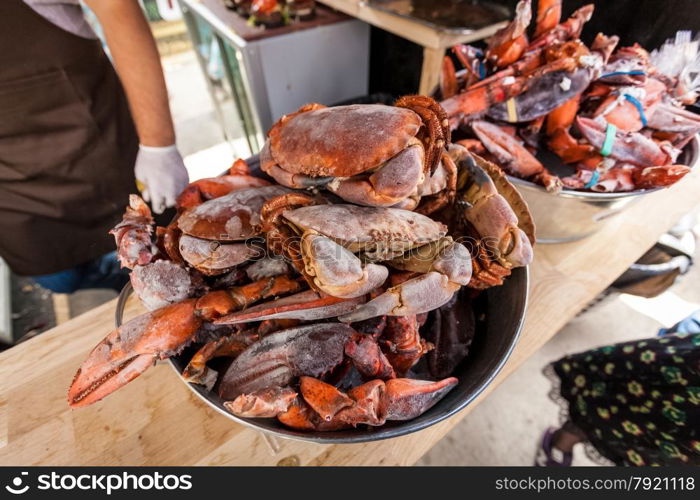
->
<box><xmin>110</xmin><ymin>194</ymin><xmax>154</xmax><ymax>269</ymax></box>
<box><xmin>633</xmin><ymin>165</ymin><xmax>691</xmax><ymax>189</ymax></box>
<box><xmin>300</xmin><ymin>233</ymin><xmax>389</xmax><ymax>298</ymax></box>
<box><xmin>68</xmin><ymin>299</ymin><xmax>202</xmax><ymax>407</ymax></box>
<box><xmin>223</xmin><ymin>386</ymin><xmax>298</xmax><ymax>418</ymax></box>
<box><xmin>337</xmin><ymin>272</ymin><xmax>461</xmax><ymax>324</ymax></box>
<box><xmin>325</xmin><ymin>144</ymin><xmax>426</xmax><ymax>208</ymax></box>
<box><xmin>182</xmin><ymin>330</ymin><xmax>259</xmax><ymax>389</ymax></box>
<box><xmin>338</xmin><ymin>241</ymin><xmax>472</xmax><ymax>323</ymax></box>
<box><xmin>453</xmin><ymin>145</ymin><xmax>535</xmax><ymax>261</ymax></box>
<box><xmin>218</xmin><ymin>323</ymin><xmax>356</xmax><ymax>400</ymax></box>
<box><xmin>236</xmin><ymin>377</ymin><xmax>459</xmax><ymax>430</ymax></box>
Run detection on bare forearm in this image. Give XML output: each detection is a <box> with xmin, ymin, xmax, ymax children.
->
<box><xmin>86</xmin><ymin>0</ymin><xmax>175</xmax><ymax>146</ymax></box>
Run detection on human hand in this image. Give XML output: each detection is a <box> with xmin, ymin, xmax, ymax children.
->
<box><xmin>134</xmin><ymin>144</ymin><xmax>189</xmax><ymax>214</ymax></box>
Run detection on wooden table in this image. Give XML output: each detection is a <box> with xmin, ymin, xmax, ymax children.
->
<box><xmin>1</xmin><ymin>170</ymin><xmax>699</xmax><ymax>465</ymax></box>
<box><xmin>316</xmin><ymin>0</ymin><xmax>508</xmax><ymax>94</ymax></box>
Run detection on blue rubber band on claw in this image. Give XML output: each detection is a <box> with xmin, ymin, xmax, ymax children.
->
<box><xmin>478</xmin><ymin>61</ymin><xmax>486</xmax><ymax>80</ymax></box>
<box><xmin>600</xmin><ymin>70</ymin><xmax>646</xmax><ymax>79</ymax></box>
<box><xmin>584</xmin><ymin>170</ymin><xmax>601</xmax><ymax>189</ymax></box>
<box><xmin>600</xmin><ymin>123</ymin><xmax>617</xmax><ymax>157</ymax></box>
<box><xmin>623</xmin><ymin>94</ymin><xmax>648</xmax><ymax>126</ymax></box>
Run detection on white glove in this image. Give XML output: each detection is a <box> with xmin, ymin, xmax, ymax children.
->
<box><xmin>134</xmin><ymin>144</ymin><xmax>190</xmax><ymax>214</ymax></box>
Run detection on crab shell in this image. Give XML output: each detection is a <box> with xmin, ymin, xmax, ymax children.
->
<box><xmin>177</xmin><ymin>185</ymin><xmax>291</xmax><ymax>241</ymax></box>
<box><xmin>282</xmin><ymin>204</ymin><xmax>448</xmax><ymax>260</ymax></box>
<box><xmin>262</xmin><ymin>104</ymin><xmax>423</xmax><ymax>179</ymax></box>
<box><xmin>178</xmin><ymin>235</ymin><xmax>264</xmax><ymax>276</ymax></box>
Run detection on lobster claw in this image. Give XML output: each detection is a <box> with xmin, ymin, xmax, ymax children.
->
<box><xmin>217</xmin><ymin>323</ymin><xmax>356</xmax><ymax>400</ymax></box>
<box><xmin>633</xmin><ymin>165</ymin><xmax>691</xmax><ymax>189</ymax></box>
<box><xmin>67</xmin><ymin>299</ymin><xmax>202</xmax><ymax>407</ymax></box>
<box><xmin>471</xmin><ymin>120</ymin><xmax>562</xmax><ymax>192</ymax></box>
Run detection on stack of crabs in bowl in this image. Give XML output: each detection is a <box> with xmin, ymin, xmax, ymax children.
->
<box><xmin>67</xmin><ymin>96</ymin><xmax>534</xmax><ymax>433</ymax></box>
<box><xmin>439</xmin><ymin>0</ymin><xmax>700</xmax><ymax>194</ymax></box>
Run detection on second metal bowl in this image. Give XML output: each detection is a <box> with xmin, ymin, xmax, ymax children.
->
<box><xmin>508</xmin><ymin>135</ymin><xmax>700</xmax><ymax>243</ymax></box>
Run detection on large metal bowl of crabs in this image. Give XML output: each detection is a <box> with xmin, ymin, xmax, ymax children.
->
<box><xmin>68</xmin><ymin>97</ymin><xmax>533</xmax><ymax>443</ymax></box>
<box><xmin>436</xmin><ymin>1</ymin><xmax>700</xmax><ymax>242</ymax></box>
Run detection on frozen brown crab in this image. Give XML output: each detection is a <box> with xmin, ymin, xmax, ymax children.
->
<box><xmin>260</xmin><ymin>96</ymin><xmax>453</xmax><ymax>211</ymax></box>
<box><xmin>440</xmin><ymin>144</ymin><xmax>535</xmax><ymax>289</ymax></box>
<box><xmin>260</xmin><ymin>192</ymin><xmax>473</xmax><ymax>322</ymax></box>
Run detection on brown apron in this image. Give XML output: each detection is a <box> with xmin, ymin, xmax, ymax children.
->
<box><xmin>0</xmin><ymin>0</ymin><xmax>138</xmax><ymax>275</ymax></box>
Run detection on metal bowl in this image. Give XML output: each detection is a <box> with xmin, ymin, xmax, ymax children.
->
<box><xmin>509</xmin><ymin>135</ymin><xmax>700</xmax><ymax>243</ymax></box>
<box><xmin>116</xmin><ymin>268</ymin><xmax>528</xmax><ymax>443</ymax></box>
<box><xmin>168</xmin><ymin>267</ymin><xmax>528</xmax><ymax>443</ymax></box>
<box><xmin>116</xmin><ymin>154</ymin><xmax>530</xmax><ymax>443</ymax></box>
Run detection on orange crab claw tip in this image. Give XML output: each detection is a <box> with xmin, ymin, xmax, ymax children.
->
<box><xmin>67</xmin><ymin>353</ymin><xmax>155</xmax><ymax>408</ymax></box>
<box><xmin>382</xmin><ymin>377</ymin><xmax>458</xmax><ymax>421</ymax></box>
<box><xmin>299</xmin><ymin>376</ymin><xmax>354</xmax><ymax>421</ymax></box>
<box><xmin>277</xmin><ymin>399</ymin><xmax>319</xmax><ymax>430</ymax></box>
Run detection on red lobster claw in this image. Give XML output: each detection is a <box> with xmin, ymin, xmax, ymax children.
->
<box><xmin>67</xmin><ymin>299</ymin><xmax>202</xmax><ymax>407</ymax></box>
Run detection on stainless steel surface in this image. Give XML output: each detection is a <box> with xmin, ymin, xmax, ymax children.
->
<box><xmin>179</xmin><ymin>0</ymin><xmax>370</xmax><ymax>155</ymax></box>
<box><xmin>510</xmin><ymin>135</ymin><xmax>700</xmax><ymax>244</ymax></box>
<box><xmin>509</xmin><ymin>178</ymin><xmax>644</xmax><ymax>244</ymax></box>
<box><xmin>0</xmin><ymin>257</ymin><xmax>12</xmax><ymax>343</ymax></box>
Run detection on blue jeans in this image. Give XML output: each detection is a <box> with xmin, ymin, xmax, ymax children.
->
<box><xmin>658</xmin><ymin>310</ymin><xmax>700</xmax><ymax>336</ymax></box>
<box><xmin>32</xmin><ymin>251</ymin><xmax>130</xmax><ymax>293</ymax></box>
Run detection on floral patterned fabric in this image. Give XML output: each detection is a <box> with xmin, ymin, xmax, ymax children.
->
<box><xmin>548</xmin><ymin>333</ymin><xmax>700</xmax><ymax>466</ymax></box>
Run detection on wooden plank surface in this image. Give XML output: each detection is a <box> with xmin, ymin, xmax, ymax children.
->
<box><xmin>315</xmin><ymin>0</ymin><xmax>506</xmax><ymax>49</ymax></box>
<box><xmin>418</xmin><ymin>46</ymin><xmax>444</xmax><ymax>95</ymax></box>
<box><xmin>0</xmin><ymin>170</ymin><xmax>698</xmax><ymax>466</ymax></box>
